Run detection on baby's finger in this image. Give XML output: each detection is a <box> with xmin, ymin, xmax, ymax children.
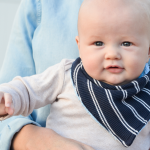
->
<box><xmin>5</xmin><ymin>107</ymin><xmax>14</xmax><ymax>115</ymax></box>
<box><xmin>0</xmin><ymin>92</ymin><xmax>4</xmax><ymax>103</ymax></box>
<box><xmin>4</xmin><ymin>93</ymin><xmax>14</xmax><ymax>115</ymax></box>
<box><xmin>4</xmin><ymin>93</ymin><xmax>13</xmax><ymax>107</ymax></box>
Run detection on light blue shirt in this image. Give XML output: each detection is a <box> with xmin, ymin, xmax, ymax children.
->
<box><xmin>0</xmin><ymin>0</ymin><xmax>83</xmax><ymax>149</ymax></box>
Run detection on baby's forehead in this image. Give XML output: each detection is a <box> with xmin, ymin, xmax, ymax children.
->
<box><xmin>78</xmin><ymin>0</ymin><xmax>150</xmax><ymax>28</ymax></box>
<box><xmin>79</xmin><ymin>0</ymin><xmax>150</xmax><ymax>17</ymax></box>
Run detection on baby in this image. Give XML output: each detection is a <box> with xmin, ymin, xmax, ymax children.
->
<box><xmin>0</xmin><ymin>0</ymin><xmax>150</xmax><ymax>149</ymax></box>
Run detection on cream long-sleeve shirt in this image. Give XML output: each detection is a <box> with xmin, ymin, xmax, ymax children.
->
<box><xmin>0</xmin><ymin>59</ymin><xmax>150</xmax><ymax>150</ymax></box>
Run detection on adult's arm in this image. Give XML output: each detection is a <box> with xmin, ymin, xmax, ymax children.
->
<box><xmin>12</xmin><ymin>124</ymin><xmax>95</xmax><ymax>150</ymax></box>
<box><xmin>0</xmin><ymin>0</ymin><xmax>42</xmax><ymax>149</ymax></box>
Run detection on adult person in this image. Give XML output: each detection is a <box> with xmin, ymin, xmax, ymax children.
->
<box><xmin>0</xmin><ymin>0</ymin><xmax>94</xmax><ymax>149</ymax></box>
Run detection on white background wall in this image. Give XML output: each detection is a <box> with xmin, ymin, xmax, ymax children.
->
<box><xmin>0</xmin><ymin>0</ymin><xmax>20</xmax><ymax>70</ymax></box>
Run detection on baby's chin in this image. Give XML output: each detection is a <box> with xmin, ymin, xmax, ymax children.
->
<box><xmin>101</xmin><ymin>80</ymin><xmax>131</xmax><ymax>86</ymax></box>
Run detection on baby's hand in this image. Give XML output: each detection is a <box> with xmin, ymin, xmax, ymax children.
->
<box><xmin>0</xmin><ymin>92</ymin><xmax>14</xmax><ymax>117</ymax></box>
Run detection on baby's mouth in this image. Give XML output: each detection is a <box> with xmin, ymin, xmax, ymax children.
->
<box><xmin>105</xmin><ymin>65</ymin><xmax>123</xmax><ymax>73</ymax></box>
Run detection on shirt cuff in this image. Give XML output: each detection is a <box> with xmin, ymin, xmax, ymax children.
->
<box><xmin>0</xmin><ymin>115</ymin><xmax>11</xmax><ymax>121</ymax></box>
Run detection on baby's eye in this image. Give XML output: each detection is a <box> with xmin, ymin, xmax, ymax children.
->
<box><xmin>95</xmin><ymin>41</ymin><xmax>104</xmax><ymax>46</ymax></box>
<box><xmin>121</xmin><ymin>41</ymin><xmax>132</xmax><ymax>47</ymax></box>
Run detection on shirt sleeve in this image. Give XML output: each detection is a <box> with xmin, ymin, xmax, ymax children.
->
<box><xmin>0</xmin><ymin>0</ymin><xmax>40</xmax><ymax>84</ymax></box>
<box><xmin>0</xmin><ymin>59</ymin><xmax>65</xmax><ymax>117</ymax></box>
<box><xmin>0</xmin><ymin>0</ymin><xmax>42</xmax><ymax>149</ymax></box>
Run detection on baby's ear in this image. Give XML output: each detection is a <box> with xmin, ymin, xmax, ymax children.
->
<box><xmin>75</xmin><ymin>36</ymin><xmax>80</xmax><ymax>50</ymax></box>
<box><xmin>75</xmin><ymin>36</ymin><xmax>81</xmax><ymax>57</ymax></box>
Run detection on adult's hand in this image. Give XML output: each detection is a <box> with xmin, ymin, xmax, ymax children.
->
<box><xmin>12</xmin><ymin>124</ymin><xmax>95</xmax><ymax>150</ymax></box>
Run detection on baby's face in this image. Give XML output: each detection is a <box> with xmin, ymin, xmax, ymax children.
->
<box><xmin>76</xmin><ymin>0</ymin><xmax>150</xmax><ymax>85</ymax></box>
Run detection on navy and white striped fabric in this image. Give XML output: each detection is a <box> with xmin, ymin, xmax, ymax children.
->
<box><xmin>71</xmin><ymin>57</ymin><xmax>150</xmax><ymax>147</ymax></box>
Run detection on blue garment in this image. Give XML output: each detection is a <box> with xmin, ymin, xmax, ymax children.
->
<box><xmin>139</xmin><ymin>63</ymin><xmax>149</xmax><ymax>78</ymax></box>
<box><xmin>0</xmin><ymin>0</ymin><xmax>83</xmax><ymax>149</ymax></box>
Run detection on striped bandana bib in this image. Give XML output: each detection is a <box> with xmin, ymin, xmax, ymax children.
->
<box><xmin>71</xmin><ymin>57</ymin><xmax>150</xmax><ymax>147</ymax></box>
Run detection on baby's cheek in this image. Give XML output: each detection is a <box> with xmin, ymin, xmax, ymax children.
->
<box><xmin>84</xmin><ymin>61</ymin><xmax>95</xmax><ymax>73</ymax></box>
<box><xmin>127</xmin><ymin>59</ymin><xmax>145</xmax><ymax>77</ymax></box>
<box><xmin>84</xmin><ymin>61</ymin><xmax>100</xmax><ymax>78</ymax></box>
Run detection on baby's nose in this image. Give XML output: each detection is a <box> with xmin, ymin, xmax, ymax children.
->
<box><xmin>105</xmin><ymin>47</ymin><xmax>121</xmax><ymax>60</ymax></box>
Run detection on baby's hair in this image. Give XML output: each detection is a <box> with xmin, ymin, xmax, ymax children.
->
<box><xmin>80</xmin><ymin>0</ymin><xmax>150</xmax><ymax>22</ymax></box>
<box><xmin>77</xmin><ymin>0</ymin><xmax>150</xmax><ymax>37</ymax></box>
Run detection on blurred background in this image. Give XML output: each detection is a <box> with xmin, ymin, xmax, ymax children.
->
<box><xmin>0</xmin><ymin>0</ymin><xmax>20</xmax><ymax>70</ymax></box>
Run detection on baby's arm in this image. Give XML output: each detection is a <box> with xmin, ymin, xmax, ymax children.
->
<box><xmin>0</xmin><ymin>59</ymin><xmax>68</xmax><ymax>119</ymax></box>
<box><xmin>0</xmin><ymin>92</ymin><xmax>14</xmax><ymax>117</ymax></box>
